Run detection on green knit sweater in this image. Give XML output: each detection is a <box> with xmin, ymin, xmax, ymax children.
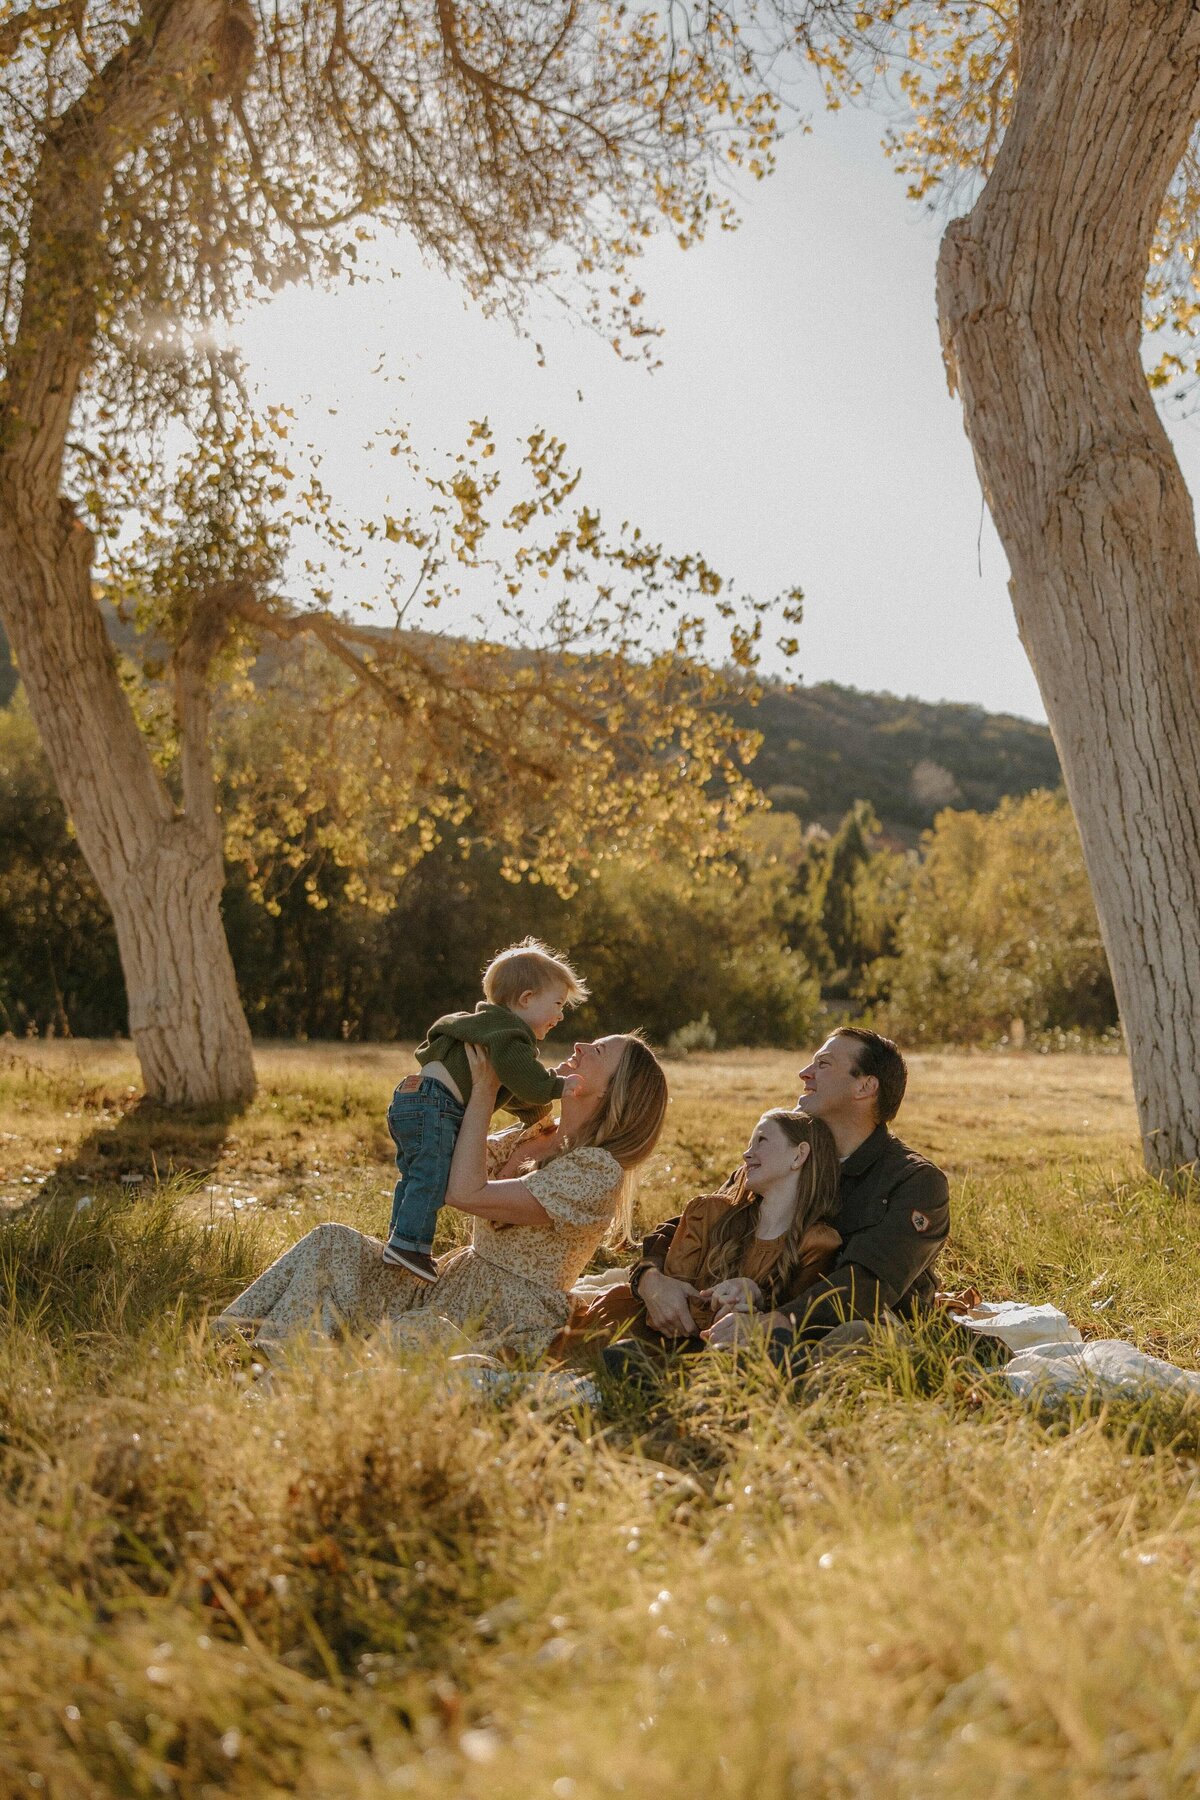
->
<box><xmin>416</xmin><ymin>1002</ymin><xmax>565</xmax><ymax>1123</ymax></box>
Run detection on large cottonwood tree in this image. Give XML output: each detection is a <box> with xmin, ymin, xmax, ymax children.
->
<box><xmin>794</xmin><ymin>0</ymin><xmax>1200</xmax><ymax>1170</ymax></box>
<box><xmin>0</xmin><ymin>0</ymin><xmax>783</xmax><ymax>1105</ymax></box>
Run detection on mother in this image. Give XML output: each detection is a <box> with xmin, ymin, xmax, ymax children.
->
<box><xmin>217</xmin><ymin>1033</ymin><xmax>668</xmax><ymax>1359</ymax></box>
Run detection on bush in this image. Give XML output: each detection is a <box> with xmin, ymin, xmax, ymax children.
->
<box><xmin>568</xmin><ymin>854</ymin><xmax>820</xmax><ymax>1047</ymax></box>
<box><xmin>872</xmin><ymin>789</ymin><xmax>1117</xmax><ymax>1042</ymax></box>
<box><xmin>0</xmin><ymin>695</ymin><xmax>125</xmax><ymax>1035</ymax></box>
<box><xmin>666</xmin><ymin>1014</ymin><xmax>718</xmax><ymax>1055</ymax></box>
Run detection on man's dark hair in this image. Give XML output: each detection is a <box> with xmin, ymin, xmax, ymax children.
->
<box><xmin>834</xmin><ymin>1027</ymin><xmax>907</xmax><ymax>1124</ymax></box>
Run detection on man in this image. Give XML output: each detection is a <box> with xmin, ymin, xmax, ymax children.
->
<box><xmin>630</xmin><ymin>1027</ymin><xmax>949</xmax><ymax>1358</ymax></box>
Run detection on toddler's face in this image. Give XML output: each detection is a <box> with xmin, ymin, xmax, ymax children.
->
<box><xmin>514</xmin><ymin>983</ymin><xmax>570</xmax><ymax>1039</ymax></box>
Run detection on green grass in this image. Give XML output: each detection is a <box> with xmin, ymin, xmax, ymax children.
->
<box><xmin>5</xmin><ymin>1041</ymin><xmax>1200</xmax><ymax>1796</ymax></box>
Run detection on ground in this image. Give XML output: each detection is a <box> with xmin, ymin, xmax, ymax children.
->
<box><xmin>2</xmin><ymin>1040</ymin><xmax>1199</xmax><ymax>1798</ymax></box>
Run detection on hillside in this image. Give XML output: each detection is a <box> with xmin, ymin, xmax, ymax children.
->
<box><xmin>0</xmin><ymin>621</ymin><xmax>1059</xmax><ymax>838</ymax></box>
<box><xmin>738</xmin><ymin>679</ymin><xmax>1060</xmax><ymax>840</ymax></box>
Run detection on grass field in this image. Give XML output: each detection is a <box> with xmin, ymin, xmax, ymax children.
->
<box><xmin>4</xmin><ymin>1039</ymin><xmax>1200</xmax><ymax>1797</ymax></box>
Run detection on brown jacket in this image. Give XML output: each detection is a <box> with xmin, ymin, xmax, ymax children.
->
<box><xmin>559</xmin><ymin>1189</ymin><xmax>841</xmax><ymax>1355</ymax></box>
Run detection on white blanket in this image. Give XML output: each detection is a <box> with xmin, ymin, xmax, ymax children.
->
<box><xmin>949</xmin><ymin>1301</ymin><xmax>1200</xmax><ymax>1401</ymax></box>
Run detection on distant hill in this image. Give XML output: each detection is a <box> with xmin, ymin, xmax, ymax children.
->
<box><xmin>738</xmin><ymin>680</ymin><xmax>1059</xmax><ymax>842</ymax></box>
<box><xmin>0</xmin><ymin>620</ymin><xmax>1058</xmax><ymax>839</ymax></box>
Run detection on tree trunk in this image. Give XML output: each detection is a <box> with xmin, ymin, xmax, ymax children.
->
<box><xmin>936</xmin><ymin>0</ymin><xmax>1200</xmax><ymax>1170</ymax></box>
<box><xmin>0</xmin><ymin>502</ymin><xmax>256</xmax><ymax>1106</ymax></box>
<box><xmin>0</xmin><ymin>0</ymin><xmax>256</xmax><ymax>1106</ymax></box>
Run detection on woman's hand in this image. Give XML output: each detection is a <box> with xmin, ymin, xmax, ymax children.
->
<box><xmin>463</xmin><ymin>1042</ymin><xmax>502</xmax><ymax>1105</ymax></box>
<box><xmin>704</xmin><ymin>1277</ymin><xmax>763</xmax><ymax>1316</ymax></box>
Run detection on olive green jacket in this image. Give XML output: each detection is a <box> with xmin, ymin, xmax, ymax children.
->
<box><xmin>416</xmin><ymin>1002</ymin><xmax>564</xmax><ymax>1123</ymax></box>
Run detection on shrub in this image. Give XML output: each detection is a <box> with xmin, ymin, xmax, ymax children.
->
<box><xmin>873</xmin><ymin>789</ymin><xmax>1117</xmax><ymax>1042</ymax></box>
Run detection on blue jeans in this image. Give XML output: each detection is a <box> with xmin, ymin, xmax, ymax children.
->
<box><xmin>386</xmin><ymin>1077</ymin><xmax>466</xmax><ymax>1254</ymax></box>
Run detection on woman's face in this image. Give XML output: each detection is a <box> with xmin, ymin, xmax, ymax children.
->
<box><xmin>556</xmin><ymin>1036</ymin><xmax>625</xmax><ymax>1104</ymax></box>
<box><xmin>742</xmin><ymin>1116</ymin><xmax>810</xmax><ymax>1195</ymax></box>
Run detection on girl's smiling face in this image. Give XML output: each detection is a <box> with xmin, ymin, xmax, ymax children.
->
<box><xmin>741</xmin><ymin>1115</ymin><xmax>811</xmax><ymax>1195</ymax></box>
<box><xmin>556</xmin><ymin>1036</ymin><xmax>625</xmax><ymax>1101</ymax></box>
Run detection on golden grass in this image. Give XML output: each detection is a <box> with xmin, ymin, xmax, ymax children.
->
<box><xmin>0</xmin><ymin>1033</ymin><xmax>1139</xmax><ymax>1203</ymax></box>
<box><xmin>6</xmin><ymin>1039</ymin><xmax>1200</xmax><ymax>1798</ymax></box>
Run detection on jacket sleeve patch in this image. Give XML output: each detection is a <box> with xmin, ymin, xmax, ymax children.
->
<box><xmin>911</xmin><ymin>1209</ymin><xmax>930</xmax><ymax>1234</ymax></box>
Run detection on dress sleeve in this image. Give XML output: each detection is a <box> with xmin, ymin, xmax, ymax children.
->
<box><xmin>486</xmin><ymin>1125</ymin><xmax>530</xmax><ymax>1180</ymax></box>
<box><xmin>524</xmin><ymin>1147</ymin><xmax>623</xmax><ymax>1226</ymax></box>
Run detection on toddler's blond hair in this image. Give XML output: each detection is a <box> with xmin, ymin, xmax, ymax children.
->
<box><xmin>482</xmin><ymin>937</ymin><xmax>589</xmax><ymax>1011</ymax></box>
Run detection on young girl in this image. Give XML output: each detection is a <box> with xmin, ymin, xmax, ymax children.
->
<box><xmin>562</xmin><ymin>1109</ymin><xmax>841</xmax><ymax>1355</ymax></box>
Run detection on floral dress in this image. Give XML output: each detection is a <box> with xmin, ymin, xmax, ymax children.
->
<box><xmin>216</xmin><ymin>1124</ymin><xmax>623</xmax><ymax>1359</ymax></box>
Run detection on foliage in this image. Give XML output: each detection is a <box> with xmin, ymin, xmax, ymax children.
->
<box><xmin>0</xmin><ymin>694</ymin><xmax>125</xmax><ymax>1035</ymax></box>
<box><xmin>790</xmin><ymin>0</ymin><xmax>1200</xmax><ymax>392</ymax></box>
<box><xmin>0</xmin><ymin>688</ymin><xmax>816</xmax><ymax>1045</ymax></box>
<box><xmin>0</xmin><ymin>676</ymin><xmax>1113</xmax><ymax>1049</ymax></box>
<box><xmin>666</xmin><ymin>1013</ymin><xmax>719</xmax><ymax>1055</ymax></box>
<box><xmin>739</xmin><ymin>677</ymin><xmax>1059</xmax><ymax>839</ymax></box>
<box><xmin>4</xmin><ymin>1046</ymin><xmax>1200</xmax><ymax>1794</ymax></box>
<box><xmin>566</xmin><ymin>850</ymin><xmax>820</xmax><ymax>1048</ymax></box>
<box><xmin>819</xmin><ymin>797</ymin><xmax>880</xmax><ymax>976</ymax></box>
<box><xmin>872</xmin><ymin>788</ymin><xmax>1118</xmax><ymax>1042</ymax></box>
<box><xmin>191</xmin><ymin>423</ymin><xmax>801</xmax><ymax>914</ymax></box>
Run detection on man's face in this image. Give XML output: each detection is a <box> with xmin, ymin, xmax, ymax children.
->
<box><xmin>797</xmin><ymin>1035</ymin><xmax>870</xmax><ymax>1120</ymax></box>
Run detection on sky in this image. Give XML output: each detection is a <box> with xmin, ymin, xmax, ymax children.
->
<box><xmin>237</xmin><ymin>89</ymin><xmax>1200</xmax><ymax>729</ymax></box>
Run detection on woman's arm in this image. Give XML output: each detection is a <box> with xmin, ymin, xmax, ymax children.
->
<box><xmin>445</xmin><ymin>1045</ymin><xmax>554</xmax><ymax>1227</ymax></box>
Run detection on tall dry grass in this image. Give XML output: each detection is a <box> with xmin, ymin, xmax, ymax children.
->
<box><xmin>3</xmin><ymin>1044</ymin><xmax>1200</xmax><ymax>1796</ymax></box>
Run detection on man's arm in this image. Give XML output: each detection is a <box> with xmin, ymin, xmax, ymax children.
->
<box><xmin>628</xmin><ymin>1212</ymin><xmax>680</xmax><ymax>1288</ymax></box>
<box><xmin>704</xmin><ymin>1263</ymin><xmax>891</xmax><ymax>1349</ymax></box>
<box><xmin>826</xmin><ymin>1163</ymin><xmax>950</xmax><ymax>1309</ymax></box>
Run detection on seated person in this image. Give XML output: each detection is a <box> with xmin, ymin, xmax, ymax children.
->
<box><xmin>634</xmin><ymin>1029</ymin><xmax>950</xmax><ymax>1363</ymax></box>
<box><xmin>562</xmin><ymin>1108</ymin><xmax>841</xmax><ymax>1360</ymax></box>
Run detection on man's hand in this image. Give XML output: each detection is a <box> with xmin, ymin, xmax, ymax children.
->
<box><xmin>704</xmin><ymin>1277</ymin><xmax>763</xmax><ymax>1316</ymax></box>
<box><xmin>638</xmin><ymin>1268</ymin><xmax>702</xmax><ymax>1336</ymax></box>
<box><xmin>703</xmin><ymin>1307</ymin><xmax>793</xmax><ymax>1350</ymax></box>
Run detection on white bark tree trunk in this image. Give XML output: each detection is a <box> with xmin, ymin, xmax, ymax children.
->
<box><xmin>937</xmin><ymin>0</ymin><xmax>1200</xmax><ymax>1171</ymax></box>
<box><xmin>0</xmin><ymin>0</ymin><xmax>256</xmax><ymax>1105</ymax></box>
<box><xmin>0</xmin><ymin>505</ymin><xmax>256</xmax><ymax>1106</ymax></box>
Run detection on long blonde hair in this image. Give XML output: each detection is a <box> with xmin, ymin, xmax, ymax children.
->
<box><xmin>562</xmin><ymin>1032</ymin><xmax>668</xmax><ymax>1243</ymax></box>
<box><xmin>705</xmin><ymin>1111</ymin><xmax>840</xmax><ymax>1299</ymax></box>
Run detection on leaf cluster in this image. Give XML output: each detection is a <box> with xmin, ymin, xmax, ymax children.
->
<box><xmin>787</xmin><ymin>0</ymin><xmax>1200</xmax><ymax>392</ymax></box>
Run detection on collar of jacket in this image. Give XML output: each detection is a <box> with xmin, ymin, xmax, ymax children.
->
<box><xmin>840</xmin><ymin>1124</ymin><xmax>892</xmax><ymax>1180</ymax></box>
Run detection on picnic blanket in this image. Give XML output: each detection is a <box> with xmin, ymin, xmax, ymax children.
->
<box><xmin>949</xmin><ymin>1301</ymin><xmax>1200</xmax><ymax>1402</ymax></box>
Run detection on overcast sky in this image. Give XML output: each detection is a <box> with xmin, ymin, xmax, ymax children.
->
<box><xmin>238</xmin><ymin>91</ymin><xmax>1200</xmax><ymax>728</ymax></box>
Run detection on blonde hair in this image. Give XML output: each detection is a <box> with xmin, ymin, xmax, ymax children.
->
<box><xmin>705</xmin><ymin>1111</ymin><xmax>840</xmax><ymax>1300</ymax></box>
<box><xmin>563</xmin><ymin>1032</ymin><xmax>668</xmax><ymax>1245</ymax></box>
<box><xmin>483</xmin><ymin>937</ymin><xmax>589</xmax><ymax>1011</ymax></box>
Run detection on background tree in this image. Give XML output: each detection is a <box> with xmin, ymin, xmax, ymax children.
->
<box><xmin>872</xmin><ymin>789</ymin><xmax>1116</xmax><ymax>1044</ymax></box>
<box><xmin>0</xmin><ymin>693</ymin><xmax>125</xmax><ymax>1036</ymax></box>
<box><xmin>0</xmin><ymin>0</ymin><xmax>787</xmax><ymax>1106</ymax></box>
<box><xmin>789</xmin><ymin>0</ymin><xmax>1200</xmax><ymax>1169</ymax></box>
<box><xmin>0</xmin><ymin>673</ymin><xmax>821</xmax><ymax>1046</ymax></box>
<box><xmin>818</xmin><ymin>797</ymin><xmax>879</xmax><ymax>986</ymax></box>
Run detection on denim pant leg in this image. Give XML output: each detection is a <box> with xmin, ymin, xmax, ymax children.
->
<box><xmin>386</xmin><ymin>1081</ymin><xmax>465</xmax><ymax>1252</ymax></box>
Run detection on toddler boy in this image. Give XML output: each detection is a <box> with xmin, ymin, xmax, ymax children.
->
<box><xmin>382</xmin><ymin>938</ymin><xmax>588</xmax><ymax>1282</ymax></box>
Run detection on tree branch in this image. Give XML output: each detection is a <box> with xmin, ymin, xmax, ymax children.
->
<box><xmin>1</xmin><ymin>0</ymin><xmax>228</xmax><ymax>507</ymax></box>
